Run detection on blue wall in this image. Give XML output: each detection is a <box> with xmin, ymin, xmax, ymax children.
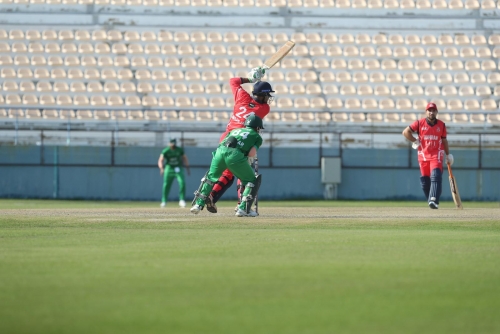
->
<box><xmin>1</xmin><ymin>146</ymin><xmax>499</xmax><ymax>201</ymax></box>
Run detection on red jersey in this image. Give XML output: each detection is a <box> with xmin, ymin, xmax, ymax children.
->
<box><xmin>410</xmin><ymin>118</ymin><xmax>447</xmax><ymax>162</ymax></box>
<box><xmin>225</xmin><ymin>78</ymin><xmax>270</xmax><ymax>133</ymax></box>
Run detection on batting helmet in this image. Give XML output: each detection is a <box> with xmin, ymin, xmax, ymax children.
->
<box><xmin>244</xmin><ymin>114</ymin><xmax>264</xmax><ymax>130</ymax></box>
<box><xmin>252</xmin><ymin>81</ymin><xmax>275</xmax><ymax>96</ymax></box>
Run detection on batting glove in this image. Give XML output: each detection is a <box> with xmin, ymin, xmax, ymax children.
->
<box><xmin>247</xmin><ymin>156</ymin><xmax>256</xmax><ymax>165</ymax></box>
<box><xmin>247</xmin><ymin>67</ymin><xmax>266</xmax><ymax>83</ymax></box>
<box><xmin>411</xmin><ymin>139</ymin><xmax>420</xmax><ymax>150</ymax></box>
<box><xmin>446</xmin><ymin>154</ymin><xmax>454</xmax><ymax>166</ymax></box>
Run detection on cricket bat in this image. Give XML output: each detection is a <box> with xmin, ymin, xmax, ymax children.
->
<box><xmin>254</xmin><ymin>156</ymin><xmax>259</xmax><ymax>214</ymax></box>
<box><xmin>263</xmin><ymin>40</ymin><xmax>295</xmax><ymax>69</ymax></box>
<box><xmin>447</xmin><ymin>162</ymin><xmax>463</xmax><ymax>210</ymax></box>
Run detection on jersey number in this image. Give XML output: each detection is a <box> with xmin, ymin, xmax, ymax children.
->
<box><xmin>231</xmin><ymin>129</ymin><xmax>250</xmax><ymax>139</ymax></box>
<box><xmin>235</xmin><ymin>107</ymin><xmax>255</xmax><ymax>121</ymax></box>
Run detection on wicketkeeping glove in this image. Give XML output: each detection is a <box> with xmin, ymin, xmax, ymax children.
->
<box><xmin>247</xmin><ymin>67</ymin><xmax>266</xmax><ymax>83</ymax></box>
<box><xmin>446</xmin><ymin>154</ymin><xmax>454</xmax><ymax>166</ymax></box>
<box><xmin>411</xmin><ymin>139</ymin><xmax>421</xmax><ymax>150</ymax></box>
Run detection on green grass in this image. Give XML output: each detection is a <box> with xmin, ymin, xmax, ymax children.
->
<box><xmin>0</xmin><ymin>198</ymin><xmax>498</xmax><ymax>209</ymax></box>
<box><xmin>1</xmin><ymin>200</ymin><xmax>500</xmax><ymax>334</ymax></box>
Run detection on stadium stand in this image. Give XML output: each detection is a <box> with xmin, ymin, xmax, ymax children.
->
<box><xmin>0</xmin><ymin>3</ymin><xmax>499</xmax><ymax>129</ymax></box>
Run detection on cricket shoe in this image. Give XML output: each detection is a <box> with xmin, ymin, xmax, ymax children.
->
<box><xmin>160</xmin><ymin>202</ymin><xmax>166</xmax><ymax>208</ymax></box>
<box><xmin>235</xmin><ymin>208</ymin><xmax>259</xmax><ymax>217</ymax></box>
<box><xmin>428</xmin><ymin>201</ymin><xmax>439</xmax><ymax>209</ymax></box>
<box><xmin>205</xmin><ymin>194</ymin><xmax>217</xmax><ymax>214</ymax></box>
<box><xmin>190</xmin><ymin>204</ymin><xmax>203</xmax><ymax>214</ymax></box>
<box><xmin>179</xmin><ymin>200</ymin><xmax>186</xmax><ymax>208</ymax></box>
<box><xmin>234</xmin><ymin>203</ymin><xmax>241</xmax><ymax>212</ymax></box>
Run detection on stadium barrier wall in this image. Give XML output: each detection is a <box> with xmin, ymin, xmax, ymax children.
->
<box><xmin>1</xmin><ymin>145</ymin><xmax>499</xmax><ymax>201</ymax></box>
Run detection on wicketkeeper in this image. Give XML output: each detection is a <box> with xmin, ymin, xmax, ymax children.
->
<box><xmin>190</xmin><ymin>115</ymin><xmax>264</xmax><ymax>217</ymax></box>
<box><xmin>206</xmin><ymin>67</ymin><xmax>273</xmax><ymax>214</ymax></box>
<box><xmin>402</xmin><ymin>102</ymin><xmax>454</xmax><ymax>209</ymax></box>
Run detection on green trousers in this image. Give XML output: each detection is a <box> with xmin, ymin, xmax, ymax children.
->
<box><xmin>162</xmin><ymin>166</ymin><xmax>186</xmax><ymax>202</ymax></box>
<box><xmin>196</xmin><ymin>146</ymin><xmax>256</xmax><ymax>209</ymax></box>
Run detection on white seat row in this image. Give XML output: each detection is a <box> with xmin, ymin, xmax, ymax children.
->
<box><xmin>0</xmin><ymin>0</ymin><xmax>498</xmax><ymax>10</ymax></box>
<box><xmin>2</xmin><ymin>56</ymin><xmax>498</xmax><ymax>74</ymax></box>
<box><xmin>0</xmin><ymin>94</ymin><xmax>237</xmax><ymax>108</ymax></box>
<box><xmin>1</xmin><ymin>94</ymin><xmax>498</xmax><ymax>111</ymax></box>
<box><xmin>3</xmin><ymin>79</ymin><xmax>499</xmax><ymax>98</ymax></box>
<box><xmin>318</xmin><ymin>71</ymin><xmax>500</xmax><ymax>84</ymax></box>
<box><xmin>1</xmin><ymin>80</ymin><xmax>225</xmax><ymax>94</ymax></box>
<box><xmin>3</xmin><ymin>41</ymin><xmax>500</xmax><ymax>60</ymax></box>
<box><xmin>2</xmin><ymin>109</ymin><xmax>499</xmax><ymax>126</ymax></box>
<box><xmin>2</xmin><ymin>29</ymin><xmax>500</xmax><ymax>46</ymax></box>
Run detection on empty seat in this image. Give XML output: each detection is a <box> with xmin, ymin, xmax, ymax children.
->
<box><xmin>403</xmin><ymin>73</ymin><xmax>419</xmax><ymax>83</ymax></box>
<box><xmin>20</xmin><ymin>81</ymin><xmax>35</xmax><ymax>92</ymax></box>
<box><xmin>392</xmin><ymin>85</ymin><xmax>407</xmax><ymax>96</ymax></box>
<box><xmin>327</xmin><ymin>46</ymin><xmax>342</xmax><ymax>57</ymax></box>
<box><xmin>332</xmin><ymin>113</ymin><xmax>349</xmax><ymax>122</ymax></box>
<box><xmin>34</xmin><ymin>68</ymin><xmax>50</xmax><ymax>79</ymax></box>
<box><xmin>476</xmin><ymin>85</ymin><xmax>491</xmax><ymax>97</ymax></box>
<box><xmin>408</xmin><ymin>85</ymin><xmax>424</xmax><ymax>96</ymax></box>
<box><xmin>125</xmin><ymin>96</ymin><xmax>141</xmax><ymax>107</ymax></box>
<box><xmin>401</xmin><ymin>113</ymin><xmax>417</xmax><ymax>122</ymax></box>
<box><xmin>438</xmin><ymin>73</ymin><xmax>453</xmax><ymax>84</ymax></box>
<box><xmin>22</xmin><ymin>94</ymin><xmax>38</xmax><ymax>106</ymax></box>
<box><xmin>384</xmin><ymin>113</ymin><xmax>400</xmax><ymax>123</ymax></box>
<box><xmin>327</xmin><ymin>98</ymin><xmax>343</xmax><ymax>109</ymax></box>
<box><xmin>454</xmin><ymin>72</ymin><xmax>470</xmax><ymax>83</ymax></box>
<box><xmin>419</xmin><ymin>72</ymin><xmax>436</xmax><ymax>84</ymax></box>
<box><xmin>396</xmin><ymin>99</ymin><xmax>412</xmax><ymax>110</ymax></box>
<box><xmin>105</xmin><ymin>95</ymin><xmax>122</xmax><ymax>106</ymax></box>
<box><xmin>442</xmin><ymin>85</ymin><xmax>458</xmax><ymax>96</ymax></box>
<box><xmin>425</xmin><ymin>86</ymin><xmax>441</xmax><ymax>96</ymax></box>
<box><xmin>382</xmin><ymin>59</ymin><xmax>397</xmax><ymax>70</ymax></box>
<box><xmin>447</xmin><ymin>99</ymin><xmax>463</xmax><ymax>110</ymax></box>
<box><xmin>386</xmin><ymin>72</ymin><xmax>403</xmax><ymax>83</ymax></box>
<box><xmin>488</xmin><ymin>72</ymin><xmax>500</xmax><ymax>84</ymax></box>
<box><xmin>378</xmin><ymin>98</ymin><xmax>395</xmax><ymax>110</ymax></box>
<box><xmin>319</xmin><ymin>71</ymin><xmax>335</xmax><ymax>82</ymax></box>
<box><xmin>309</xmin><ymin>97</ymin><xmax>326</xmax><ymax>109</ymax></box>
<box><xmin>2</xmin><ymin>81</ymin><xmax>18</xmax><ymax>92</ymax></box>
<box><xmin>471</xmin><ymin>73</ymin><xmax>486</xmax><ymax>84</ymax></box>
<box><xmin>363</xmin><ymin>99</ymin><xmax>378</xmax><ymax>110</ymax></box>
<box><xmin>481</xmin><ymin>99</ymin><xmax>497</xmax><ymax>110</ymax></box>
<box><xmin>281</xmin><ymin>112</ymin><xmax>298</xmax><ymax>122</ymax></box>
<box><xmin>464</xmin><ymin>99</ymin><xmax>480</xmax><ymax>110</ymax></box>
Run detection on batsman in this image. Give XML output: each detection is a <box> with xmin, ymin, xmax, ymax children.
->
<box><xmin>190</xmin><ymin>114</ymin><xmax>264</xmax><ymax>217</ymax></box>
<box><xmin>206</xmin><ymin>66</ymin><xmax>272</xmax><ymax>213</ymax></box>
<box><xmin>402</xmin><ymin>102</ymin><xmax>454</xmax><ymax>209</ymax></box>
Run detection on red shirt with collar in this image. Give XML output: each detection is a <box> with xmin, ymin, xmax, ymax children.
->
<box><xmin>224</xmin><ymin>78</ymin><xmax>270</xmax><ymax>133</ymax></box>
<box><xmin>409</xmin><ymin>118</ymin><xmax>447</xmax><ymax>162</ymax></box>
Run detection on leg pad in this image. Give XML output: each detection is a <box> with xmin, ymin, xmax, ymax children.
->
<box><xmin>242</xmin><ymin>174</ymin><xmax>262</xmax><ymax>214</ymax></box>
<box><xmin>420</xmin><ymin>176</ymin><xmax>431</xmax><ymax>200</ymax></box>
<box><xmin>429</xmin><ymin>168</ymin><xmax>442</xmax><ymax>204</ymax></box>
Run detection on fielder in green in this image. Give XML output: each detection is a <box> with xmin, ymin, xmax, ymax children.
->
<box><xmin>158</xmin><ymin>139</ymin><xmax>190</xmax><ymax>208</ymax></box>
<box><xmin>190</xmin><ymin>115</ymin><xmax>263</xmax><ymax>217</ymax></box>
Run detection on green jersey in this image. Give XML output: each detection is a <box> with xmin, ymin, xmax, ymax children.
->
<box><xmin>161</xmin><ymin>146</ymin><xmax>184</xmax><ymax>168</ymax></box>
<box><xmin>223</xmin><ymin>127</ymin><xmax>263</xmax><ymax>156</ymax></box>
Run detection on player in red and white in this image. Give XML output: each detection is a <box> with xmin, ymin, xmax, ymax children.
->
<box><xmin>402</xmin><ymin>102</ymin><xmax>454</xmax><ymax>209</ymax></box>
<box><xmin>205</xmin><ymin>67</ymin><xmax>273</xmax><ymax>213</ymax></box>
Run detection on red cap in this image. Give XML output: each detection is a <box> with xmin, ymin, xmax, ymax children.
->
<box><xmin>426</xmin><ymin>102</ymin><xmax>438</xmax><ymax>111</ymax></box>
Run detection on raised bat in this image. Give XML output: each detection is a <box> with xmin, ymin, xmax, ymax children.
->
<box><xmin>263</xmin><ymin>40</ymin><xmax>295</xmax><ymax>69</ymax></box>
<box><xmin>447</xmin><ymin>162</ymin><xmax>463</xmax><ymax>210</ymax></box>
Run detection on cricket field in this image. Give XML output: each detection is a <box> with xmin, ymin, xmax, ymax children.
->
<box><xmin>1</xmin><ymin>199</ymin><xmax>499</xmax><ymax>334</ymax></box>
